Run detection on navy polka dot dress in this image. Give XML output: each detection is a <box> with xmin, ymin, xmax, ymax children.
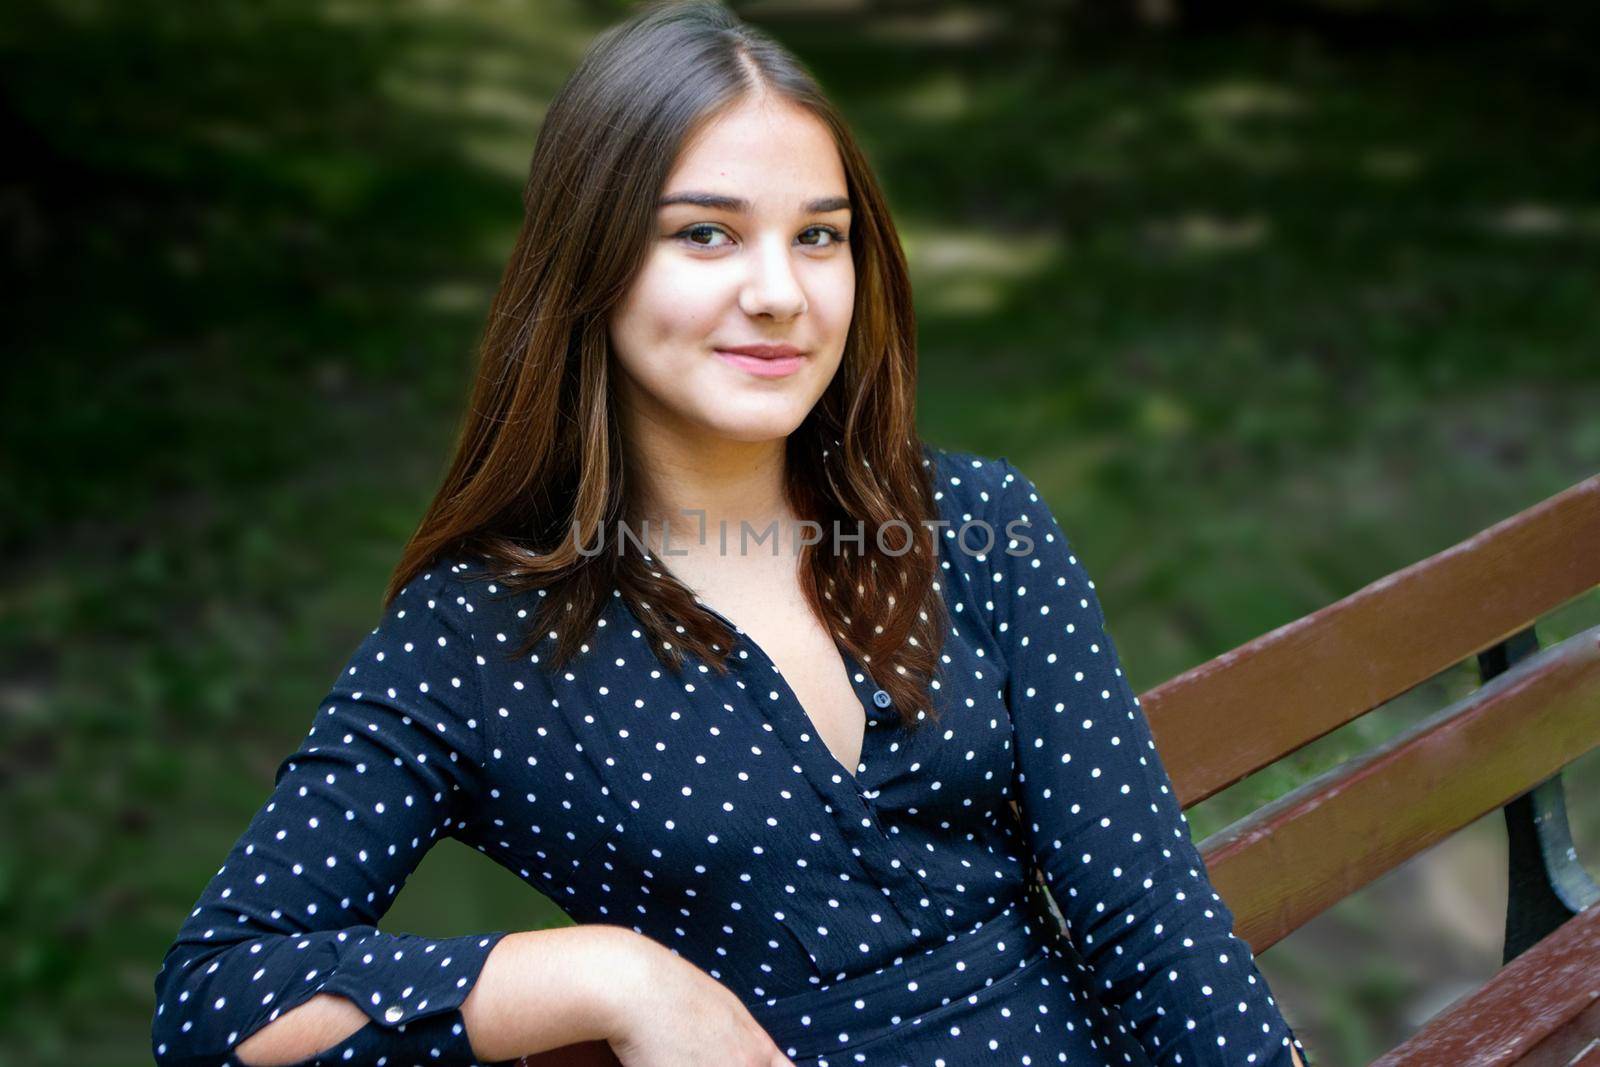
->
<box><xmin>152</xmin><ymin>445</ymin><xmax>1313</xmax><ymax>1067</ymax></box>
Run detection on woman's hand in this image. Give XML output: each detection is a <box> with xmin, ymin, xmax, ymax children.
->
<box><xmin>600</xmin><ymin>936</ymin><xmax>795</xmax><ymax>1067</ymax></box>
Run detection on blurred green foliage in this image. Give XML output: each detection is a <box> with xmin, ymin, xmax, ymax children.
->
<box><xmin>1</xmin><ymin>0</ymin><xmax>1596</xmax><ymax>1062</ymax></box>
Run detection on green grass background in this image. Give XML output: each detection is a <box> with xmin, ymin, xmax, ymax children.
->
<box><xmin>2</xmin><ymin>1</ymin><xmax>1597</xmax><ymax>1062</ymax></box>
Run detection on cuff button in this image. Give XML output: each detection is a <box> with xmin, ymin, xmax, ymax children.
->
<box><xmin>384</xmin><ymin>1005</ymin><xmax>405</xmax><ymax>1023</ymax></box>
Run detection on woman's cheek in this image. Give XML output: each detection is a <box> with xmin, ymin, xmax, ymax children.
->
<box><xmin>820</xmin><ymin>264</ymin><xmax>856</xmax><ymax>337</ymax></box>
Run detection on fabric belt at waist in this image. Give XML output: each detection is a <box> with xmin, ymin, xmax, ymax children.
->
<box><xmin>749</xmin><ymin>901</ymin><xmax>1060</xmax><ymax>1060</ymax></box>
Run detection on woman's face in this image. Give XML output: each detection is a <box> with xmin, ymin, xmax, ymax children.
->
<box><xmin>608</xmin><ymin>95</ymin><xmax>856</xmax><ymax>447</ymax></box>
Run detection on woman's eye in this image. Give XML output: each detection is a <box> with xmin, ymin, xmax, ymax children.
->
<box><xmin>678</xmin><ymin>223</ymin><xmax>731</xmax><ymax>248</ymax></box>
<box><xmin>672</xmin><ymin>224</ymin><xmax>849</xmax><ymax>250</ymax></box>
<box><xmin>800</xmin><ymin>225</ymin><xmax>848</xmax><ymax>248</ymax></box>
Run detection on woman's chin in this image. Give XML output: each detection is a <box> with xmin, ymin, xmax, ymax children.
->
<box><xmin>696</xmin><ymin>407</ymin><xmax>811</xmax><ymax>445</ymax></box>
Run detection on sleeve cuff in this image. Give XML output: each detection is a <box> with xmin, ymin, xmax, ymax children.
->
<box><xmin>319</xmin><ymin>929</ymin><xmax>509</xmax><ymax>1044</ymax></box>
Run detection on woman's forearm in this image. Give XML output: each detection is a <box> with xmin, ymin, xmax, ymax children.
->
<box><xmin>461</xmin><ymin>924</ymin><xmax>643</xmax><ymax>1061</ymax></box>
<box><xmin>233</xmin><ymin>924</ymin><xmax>642</xmax><ymax>1066</ymax></box>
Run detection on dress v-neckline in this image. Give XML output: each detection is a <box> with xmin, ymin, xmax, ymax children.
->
<box><xmin>636</xmin><ymin>550</ymin><xmax>886</xmax><ymax>791</ymax></box>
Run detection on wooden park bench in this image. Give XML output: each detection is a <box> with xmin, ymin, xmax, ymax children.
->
<box><xmin>1021</xmin><ymin>470</ymin><xmax>1597</xmax><ymax>1065</ymax></box>
<box><xmin>532</xmin><ymin>472</ymin><xmax>1600</xmax><ymax>1066</ymax></box>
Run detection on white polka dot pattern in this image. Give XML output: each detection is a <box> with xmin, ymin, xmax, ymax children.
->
<box><xmin>148</xmin><ymin>445</ymin><xmax>1312</xmax><ymax>1066</ymax></box>
<box><xmin>992</xmin><ymin>456</ymin><xmax>1309</xmax><ymax>1066</ymax></box>
<box><xmin>150</xmin><ymin>568</ymin><xmax>507</xmax><ymax>1065</ymax></box>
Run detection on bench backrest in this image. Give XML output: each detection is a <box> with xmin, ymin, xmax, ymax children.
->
<box><xmin>1006</xmin><ymin>473</ymin><xmax>1600</xmax><ymax>1065</ymax></box>
<box><xmin>1007</xmin><ymin>473</ymin><xmax>1600</xmax><ymax>1064</ymax></box>
<box><xmin>1144</xmin><ymin>473</ymin><xmax>1600</xmax><ymax>953</ymax></box>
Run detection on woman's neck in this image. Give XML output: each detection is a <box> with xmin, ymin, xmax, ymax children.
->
<box><xmin>626</xmin><ymin>434</ymin><xmax>797</xmax><ymax>565</ymax></box>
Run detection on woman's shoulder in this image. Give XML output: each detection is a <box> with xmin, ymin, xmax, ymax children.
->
<box><xmin>408</xmin><ymin>550</ymin><xmax>550</xmax><ymax>644</ymax></box>
<box><xmin>389</xmin><ymin>553</ymin><xmax>480</xmax><ymax>613</ymax></box>
<box><xmin>919</xmin><ymin>441</ymin><xmax>1018</xmax><ymax>522</ymax></box>
<box><xmin>375</xmin><ymin>552</ymin><xmax>522</xmax><ymax>657</ymax></box>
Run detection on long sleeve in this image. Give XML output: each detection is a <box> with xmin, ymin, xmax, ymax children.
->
<box><xmin>988</xmin><ymin>458</ymin><xmax>1312</xmax><ymax>1067</ymax></box>
<box><xmin>151</xmin><ymin>563</ymin><xmax>510</xmax><ymax>1067</ymax></box>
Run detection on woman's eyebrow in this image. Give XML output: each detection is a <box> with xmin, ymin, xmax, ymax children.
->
<box><xmin>657</xmin><ymin>191</ymin><xmax>851</xmax><ymax>213</ymax></box>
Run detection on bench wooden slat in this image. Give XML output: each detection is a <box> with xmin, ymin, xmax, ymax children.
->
<box><xmin>519</xmin><ymin>1038</ymin><xmax>622</xmax><ymax>1066</ymax></box>
<box><xmin>1517</xmin><ymin>999</ymin><xmax>1600</xmax><ymax>1067</ymax></box>
<box><xmin>1369</xmin><ymin>902</ymin><xmax>1600</xmax><ymax>1067</ymax></box>
<box><xmin>1195</xmin><ymin>625</ymin><xmax>1600</xmax><ymax>951</ymax></box>
<box><xmin>1141</xmin><ymin>474</ymin><xmax>1600</xmax><ymax>809</ymax></box>
<box><xmin>1563</xmin><ymin>1030</ymin><xmax>1600</xmax><ymax>1067</ymax></box>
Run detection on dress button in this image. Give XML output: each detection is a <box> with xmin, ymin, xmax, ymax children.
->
<box><xmin>384</xmin><ymin>1005</ymin><xmax>405</xmax><ymax>1023</ymax></box>
<box><xmin>872</xmin><ymin>689</ymin><xmax>892</xmax><ymax>708</ymax></box>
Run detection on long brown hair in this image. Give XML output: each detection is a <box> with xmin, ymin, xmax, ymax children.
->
<box><xmin>386</xmin><ymin>0</ymin><xmax>946</xmax><ymax>729</ymax></box>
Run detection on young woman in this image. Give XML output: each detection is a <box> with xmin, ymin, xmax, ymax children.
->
<box><xmin>151</xmin><ymin>3</ymin><xmax>1313</xmax><ymax>1065</ymax></box>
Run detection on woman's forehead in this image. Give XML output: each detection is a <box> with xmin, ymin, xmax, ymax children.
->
<box><xmin>663</xmin><ymin>102</ymin><xmax>847</xmax><ymax>208</ymax></box>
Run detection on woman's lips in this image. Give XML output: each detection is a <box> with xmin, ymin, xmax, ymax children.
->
<box><xmin>714</xmin><ymin>349</ymin><xmax>807</xmax><ymax>378</ymax></box>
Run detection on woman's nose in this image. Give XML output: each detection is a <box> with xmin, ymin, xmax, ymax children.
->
<box><xmin>739</xmin><ymin>236</ymin><xmax>807</xmax><ymax>319</ymax></box>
